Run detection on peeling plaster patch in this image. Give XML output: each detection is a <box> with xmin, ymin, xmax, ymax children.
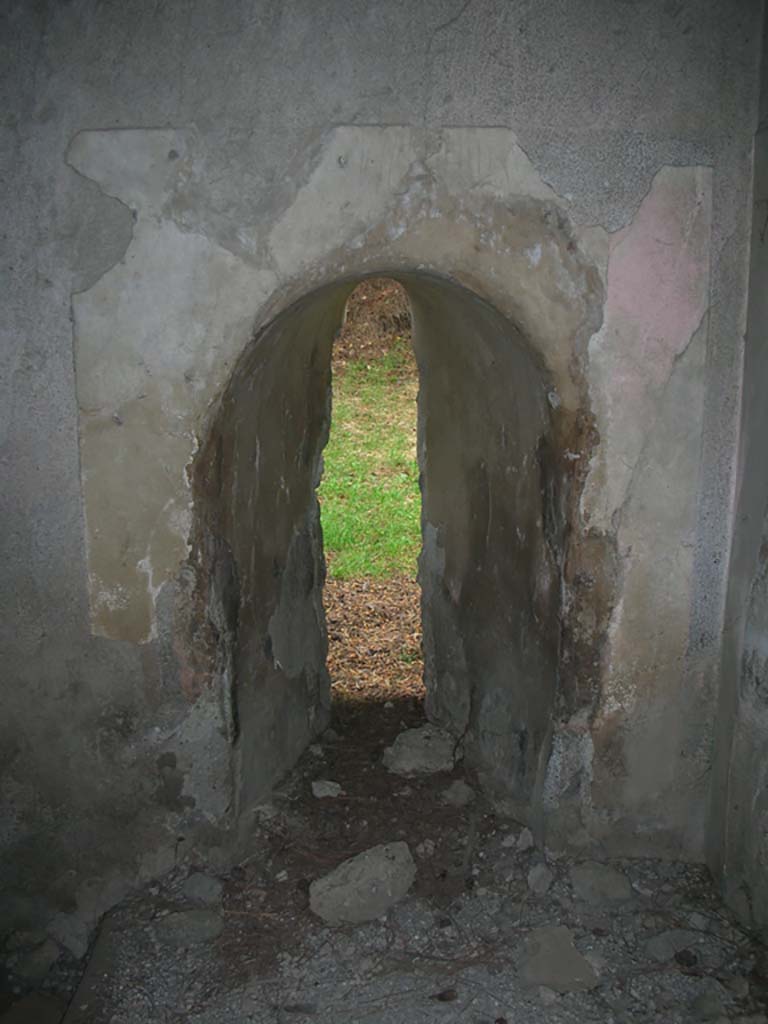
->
<box><xmin>593</xmin><ymin>317</ymin><xmax>709</xmax><ymax>832</ymax></box>
<box><xmin>269</xmin><ymin>126</ymin><xmax>419</xmax><ymax>275</ymax></box>
<box><xmin>168</xmin><ymin>695</ymin><xmax>232</xmax><ymax>822</ymax></box>
<box><xmin>582</xmin><ymin>166</ymin><xmax>712</xmax><ymax>531</ymax></box>
<box><xmin>67</xmin><ymin>128</ymin><xmax>190</xmax><ymax>213</ymax></box>
<box><xmin>427</xmin><ymin>127</ymin><xmax>560</xmax><ymax>205</ymax></box>
<box><xmin>269</xmin><ymin>126</ymin><xmax>566</xmax><ymax>279</ymax></box>
<box><xmin>543</xmin><ymin>715</ymin><xmax>594</xmax><ymax>816</ymax></box>
<box><xmin>69</xmin><ymin>128</ymin><xmax>276</xmax><ymax>642</ymax></box>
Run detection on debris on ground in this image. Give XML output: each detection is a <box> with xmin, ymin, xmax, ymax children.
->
<box><xmin>6</xmin><ymin>699</ymin><xmax>768</xmax><ymax>1023</ymax></box>
<box><xmin>182</xmin><ymin>873</ymin><xmax>224</xmax><ymax>906</ymax></box>
<box><xmin>518</xmin><ymin>925</ymin><xmax>599</xmax><ymax>993</ymax></box>
<box><xmin>570</xmin><ymin>860</ymin><xmax>634</xmax><ymax>906</ymax></box>
<box><xmin>311</xmin><ymin>779</ymin><xmax>344</xmax><ymax>799</ymax></box>
<box><xmin>442</xmin><ymin>778</ymin><xmax>475</xmax><ymax>806</ymax></box>
<box><xmin>324</xmin><ymin>574</ymin><xmax>424</xmax><ymax>705</ymax></box>
<box><xmin>309</xmin><ymin>841</ymin><xmax>417</xmax><ymax>925</ymax></box>
<box><xmin>383</xmin><ymin>723</ymin><xmax>457</xmax><ymax>775</ymax></box>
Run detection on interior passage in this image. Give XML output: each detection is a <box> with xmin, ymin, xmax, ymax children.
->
<box><xmin>320</xmin><ymin>278</ymin><xmax>425</xmax><ymax>715</ymax></box>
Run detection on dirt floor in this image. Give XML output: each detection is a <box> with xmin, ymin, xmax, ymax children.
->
<box><xmin>15</xmin><ymin>720</ymin><xmax>768</xmax><ymax>1024</ymax></box>
<box><xmin>324</xmin><ymin>575</ymin><xmax>423</xmax><ymax>706</ymax></box>
<box><xmin>325</xmin><ymin>277</ymin><xmax>426</xmax><ymax>711</ymax></box>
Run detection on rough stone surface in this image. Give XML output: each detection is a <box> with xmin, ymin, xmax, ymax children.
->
<box><xmin>309</xmin><ymin>842</ymin><xmax>416</xmax><ymax>925</ymax></box>
<box><xmin>570</xmin><ymin>861</ymin><xmax>633</xmax><ymax>905</ymax></box>
<box><xmin>382</xmin><ymin>726</ymin><xmax>456</xmax><ymax>776</ymax></box>
<box><xmin>518</xmin><ymin>925</ymin><xmax>599</xmax><ymax>993</ymax></box>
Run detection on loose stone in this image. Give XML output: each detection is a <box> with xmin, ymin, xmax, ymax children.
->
<box><xmin>645</xmin><ymin>928</ymin><xmax>701</xmax><ymax>963</ymax></box>
<box><xmin>442</xmin><ymin>779</ymin><xmax>475</xmax><ymax>806</ymax></box>
<box><xmin>309</xmin><ymin>841</ymin><xmax>416</xmax><ymax>925</ymax></box>
<box><xmin>311</xmin><ymin>779</ymin><xmax>343</xmax><ymax>798</ymax></box>
<box><xmin>570</xmin><ymin>861</ymin><xmax>633</xmax><ymax>905</ymax></box>
<box><xmin>519</xmin><ymin>925</ymin><xmax>599</xmax><ymax>993</ymax></box>
<box><xmin>155</xmin><ymin>909</ymin><xmax>224</xmax><ymax>947</ymax></box>
<box><xmin>382</xmin><ymin>725</ymin><xmax>456</xmax><ymax>775</ymax></box>
<box><xmin>527</xmin><ymin>863</ymin><xmax>554</xmax><ymax>895</ymax></box>
<box><xmin>182</xmin><ymin>872</ymin><xmax>224</xmax><ymax>906</ymax></box>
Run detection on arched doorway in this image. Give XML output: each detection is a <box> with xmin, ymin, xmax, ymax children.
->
<box><xmin>320</xmin><ymin>278</ymin><xmax>425</xmax><ymax>728</ymax></box>
<box><xmin>191</xmin><ymin>271</ymin><xmax>564</xmax><ymax>826</ymax></box>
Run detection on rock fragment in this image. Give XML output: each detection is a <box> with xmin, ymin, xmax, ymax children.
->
<box><xmin>645</xmin><ymin>928</ymin><xmax>701</xmax><ymax>963</ymax></box>
<box><xmin>570</xmin><ymin>861</ymin><xmax>633</xmax><ymax>905</ymax></box>
<box><xmin>155</xmin><ymin>909</ymin><xmax>223</xmax><ymax>947</ymax></box>
<box><xmin>183</xmin><ymin>872</ymin><xmax>224</xmax><ymax>905</ymax></box>
<box><xmin>442</xmin><ymin>779</ymin><xmax>475</xmax><ymax>806</ymax></box>
<box><xmin>383</xmin><ymin>725</ymin><xmax>456</xmax><ymax>775</ymax></box>
<box><xmin>690</xmin><ymin>988</ymin><xmax>725</xmax><ymax>1021</ymax></box>
<box><xmin>527</xmin><ymin>863</ymin><xmax>554</xmax><ymax>895</ymax></box>
<box><xmin>519</xmin><ymin>925</ymin><xmax>598</xmax><ymax>993</ymax></box>
<box><xmin>311</xmin><ymin>779</ymin><xmax>343</xmax><ymax>798</ymax></box>
<box><xmin>309</xmin><ymin>841</ymin><xmax>416</xmax><ymax>925</ymax></box>
<box><xmin>538</xmin><ymin>985</ymin><xmax>558</xmax><ymax>1006</ymax></box>
<box><xmin>517</xmin><ymin>827</ymin><xmax>535</xmax><ymax>852</ymax></box>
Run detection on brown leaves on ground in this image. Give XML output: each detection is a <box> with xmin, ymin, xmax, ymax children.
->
<box><xmin>326</xmin><ymin>277</ymin><xmax>424</xmax><ymax>710</ymax></box>
<box><xmin>325</xmin><ymin>574</ymin><xmax>425</xmax><ymax>708</ymax></box>
<box><xmin>333</xmin><ymin>278</ymin><xmax>414</xmax><ymax>373</ymax></box>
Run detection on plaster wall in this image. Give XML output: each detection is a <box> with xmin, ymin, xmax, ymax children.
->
<box><xmin>713</xmin><ymin>15</ymin><xmax>768</xmax><ymax>935</ymax></box>
<box><xmin>0</xmin><ymin>0</ymin><xmax>762</xmax><ymax>947</ymax></box>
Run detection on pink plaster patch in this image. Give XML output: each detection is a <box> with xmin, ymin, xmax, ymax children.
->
<box><xmin>609</xmin><ymin>169</ymin><xmax>710</xmax><ymax>387</ymax></box>
<box><xmin>585</xmin><ymin>166</ymin><xmax>712</xmax><ymax>526</ymax></box>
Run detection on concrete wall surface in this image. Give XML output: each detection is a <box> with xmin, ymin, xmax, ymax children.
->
<box><xmin>713</xmin><ymin>14</ymin><xmax>768</xmax><ymax>937</ymax></box>
<box><xmin>0</xmin><ymin>0</ymin><xmax>764</xmax><ymax>948</ymax></box>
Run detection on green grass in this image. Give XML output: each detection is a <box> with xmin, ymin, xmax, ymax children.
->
<box><xmin>319</xmin><ymin>341</ymin><xmax>421</xmax><ymax>579</ymax></box>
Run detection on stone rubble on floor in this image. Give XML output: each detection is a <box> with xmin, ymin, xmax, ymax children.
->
<box><xmin>4</xmin><ymin>735</ymin><xmax>768</xmax><ymax>1024</ymax></box>
<box><xmin>528</xmin><ymin>861</ymin><xmax>555</xmax><ymax>896</ymax></box>
<box><xmin>309</xmin><ymin>841</ymin><xmax>417</xmax><ymax>925</ymax></box>
<box><xmin>441</xmin><ymin>778</ymin><xmax>475</xmax><ymax>806</ymax></box>
<box><xmin>182</xmin><ymin>872</ymin><xmax>224</xmax><ymax>906</ymax></box>
<box><xmin>570</xmin><ymin>860</ymin><xmax>635</xmax><ymax>905</ymax></box>
<box><xmin>154</xmin><ymin>908</ymin><xmax>224</xmax><ymax>947</ymax></box>
<box><xmin>382</xmin><ymin>724</ymin><xmax>457</xmax><ymax>774</ymax></box>
<box><xmin>518</xmin><ymin>925</ymin><xmax>600</xmax><ymax>993</ymax></box>
<box><xmin>311</xmin><ymin>779</ymin><xmax>344</xmax><ymax>798</ymax></box>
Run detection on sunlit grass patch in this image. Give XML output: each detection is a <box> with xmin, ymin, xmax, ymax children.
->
<box><xmin>319</xmin><ymin>339</ymin><xmax>420</xmax><ymax>580</ymax></box>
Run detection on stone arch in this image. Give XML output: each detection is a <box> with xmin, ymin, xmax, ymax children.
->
<box><xmin>188</xmin><ymin>270</ymin><xmax>575</xmax><ymax>824</ymax></box>
<box><xmin>68</xmin><ymin>125</ymin><xmax>640</xmax><ymax>849</ymax></box>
